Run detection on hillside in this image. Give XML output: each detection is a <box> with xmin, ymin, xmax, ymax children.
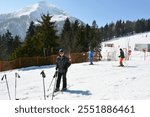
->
<box><xmin>0</xmin><ymin>32</ymin><xmax>150</xmax><ymax>100</ymax></box>
<box><xmin>102</xmin><ymin>31</ymin><xmax>150</xmax><ymax>61</ymax></box>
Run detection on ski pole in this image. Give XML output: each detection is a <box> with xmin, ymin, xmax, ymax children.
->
<box><xmin>1</xmin><ymin>74</ymin><xmax>11</xmax><ymax>100</ymax></box>
<box><xmin>52</xmin><ymin>72</ymin><xmax>58</xmax><ymax>100</ymax></box>
<box><xmin>47</xmin><ymin>71</ymin><xmax>58</xmax><ymax>91</ymax></box>
<box><xmin>40</xmin><ymin>70</ymin><xmax>46</xmax><ymax>100</ymax></box>
<box><xmin>47</xmin><ymin>77</ymin><xmax>54</xmax><ymax>91</ymax></box>
<box><xmin>15</xmin><ymin>73</ymin><xmax>20</xmax><ymax>100</ymax></box>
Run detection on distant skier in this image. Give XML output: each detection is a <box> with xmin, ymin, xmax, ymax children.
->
<box><xmin>128</xmin><ymin>49</ymin><xmax>132</xmax><ymax>60</ymax></box>
<box><xmin>89</xmin><ymin>49</ymin><xmax>94</xmax><ymax>65</ymax></box>
<box><xmin>118</xmin><ymin>48</ymin><xmax>125</xmax><ymax>67</ymax></box>
<box><xmin>54</xmin><ymin>49</ymin><xmax>71</xmax><ymax>92</ymax></box>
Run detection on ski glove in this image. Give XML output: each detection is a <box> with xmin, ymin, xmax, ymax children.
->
<box><xmin>53</xmin><ymin>70</ymin><xmax>58</xmax><ymax>78</ymax></box>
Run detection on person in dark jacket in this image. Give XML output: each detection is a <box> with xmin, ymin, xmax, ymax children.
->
<box><xmin>54</xmin><ymin>49</ymin><xmax>71</xmax><ymax>92</ymax></box>
<box><xmin>118</xmin><ymin>48</ymin><xmax>125</xmax><ymax>67</ymax></box>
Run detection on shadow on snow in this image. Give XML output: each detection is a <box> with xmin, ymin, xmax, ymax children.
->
<box><xmin>18</xmin><ymin>65</ymin><xmax>56</xmax><ymax>71</ymax></box>
<box><xmin>64</xmin><ymin>89</ymin><xmax>92</xmax><ymax>96</ymax></box>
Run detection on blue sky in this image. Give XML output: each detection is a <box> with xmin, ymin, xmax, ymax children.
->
<box><xmin>0</xmin><ymin>0</ymin><xmax>150</xmax><ymax>27</ymax></box>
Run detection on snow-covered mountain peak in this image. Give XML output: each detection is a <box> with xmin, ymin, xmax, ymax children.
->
<box><xmin>15</xmin><ymin>1</ymin><xmax>67</xmax><ymax>17</ymax></box>
<box><xmin>15</xmin><ymin>4</ymin><xmax>38</xmax><ymax>17</ymax></box>
<box><xmin>0</xmin><ymin>1</ymin><xmax>83</xmax><ymax>40</ymax></box>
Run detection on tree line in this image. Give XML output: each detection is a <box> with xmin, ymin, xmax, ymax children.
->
<box><xmin>101</xmin><ymin>19</ymin><xmax>150</xmax><ymax>41</ymax></box>
<box><xmin>0</xmin><ymin>14</ymin><xmax>150</xmax><ymax>60</ymax></box>
<box><xmin>0</xmin><ymin>30</ymin><xmax>22</xmax><ymax>60</ymax></box>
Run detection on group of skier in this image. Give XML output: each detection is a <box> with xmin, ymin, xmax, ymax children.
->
<box><xmin>88</xmin><ymin>48</ymin><xmax>126</xmax><ymax>66</ymax></box>
<box><xmin>1</xmin><ymin>48</ymin><xmax>126</xmax><ymax>99</ymax></box>
<box><xmin>53</xmin><ymin>48</ymin><xmax>126</xmax><ymax>93</ymax></box>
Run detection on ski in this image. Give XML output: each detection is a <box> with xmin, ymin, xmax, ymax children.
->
<box><xmin>112</xmin><ymin>65</ymin><xmax>125</xmax><ymax>67</ymax></box>
<box><xmin>112</xmin><ymin>65</ymin><xmax>137</xmax><ymax>68</ymax></box>
<box><xmin>16</xmin><ymin>97</ymin><xmax>29</xmax><ymax>100</ymax></box>
<box><xmin>47</xmin><ymin>90</ymin><xmax>63</xmax><ymax>98</ymax></box>
<box><xmin>47</xmin><ymin>85</ymin><xmax>72</xmax><ymax>99</ymax></box>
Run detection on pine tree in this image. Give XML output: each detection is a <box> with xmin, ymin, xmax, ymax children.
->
<box><xmin>80</xmin><ymin>24</ymin><xmax>91</xmax><ymax>52</ymax></box>
<box><xmin>4</xmin><ymin>30</ymin><xmax>14</xmax><ymax>60</ymax></box>
<box><xmin>146</xmin><ymin>19</ymin><xmax>150</xmax><ymax>31</ymax></box>
<box><xmin>37</xmin><ymin>14</ymin><xmax>59</xmax><ymax>56</ymax></box>
<box><xmin>61</xmin><ymin>18</ymin><xmax>73</xmax><ymax>54</ymax></box>
<box><xmin>74</xmin><ymin>24</ymin><xmax>87</xmax><ymax>52</ymax></box>
<box><xmin>103</xmin><ymin>24</ymin><xmax>109</xmax><ymax>40</ymax></box>
<box><xmin>13</xmin><ymin>35</ymin><xmax>22</xmax><ymax>50</ymax></box>
<box><xmin>115</xmin><ymin>20</ymin><xmax>122</xmax><ymax>37</ymax></box>
<box><xmin>10</xmin><ymin>35</ymin><xmax>22</xmax><ymax>59</ymax></box>
<box><xmin>124</xmin><ymin>20</ymin><xmax>134</xmax><ymax>35</ymax></box>
<box><xmin>15</xmin><ymin>14</ymin><xmax>59</xmax><ymax>58</ymax></box>
<box><xmin>108</xmin><ymin>22</ymin><xmax>115</xmax><ymax>39</ymax></box>
<box><xmin>89</xmin><ymin>20</ymin><xmax>100</xmax><ymax>50</ymax></box>
<box><xmin>26</xmin><ymin>21</ymin><xmax>36</xmax><ymax>39</ymax></box>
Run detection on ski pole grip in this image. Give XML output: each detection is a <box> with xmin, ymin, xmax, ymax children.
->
<box><xmin>15</xmin><ymin>73</ymin><xmax>21</xmax><ymax>78</ymax></box>
<box><xmin>41</xmin><ymin>71</ymin><xmax>46</xmax><ymax>78</ymax></box>
<box><xmin>1</xmin><ymin>74</ymin><xmax>6</xmax><ymax>81</ymax></box>
<box><xmin>53</xmin><ymin>71</ymin><xmax>58</xmax><ymax>78</ymax></box>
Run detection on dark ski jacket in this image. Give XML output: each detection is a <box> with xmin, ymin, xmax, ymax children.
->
<box><xmin>56</xmin><ymin>55</ymin><xmax>71</xmax><ymax>73</ymax></box>
<box><xmin>119</xmin><ymin>50</ymin><xmax>125</xmax><ymax>58</ymax></box>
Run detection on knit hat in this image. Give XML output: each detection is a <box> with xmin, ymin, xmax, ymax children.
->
<box><xmin>59</xmin><ymin>49</ymin><xmax>64</xmax><ymax>53</ymax></box>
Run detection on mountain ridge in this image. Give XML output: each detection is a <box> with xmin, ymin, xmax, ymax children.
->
<box><xmin>0</xmin><ymin>1</ymin><xmax>83</xmax><ymax>40</ymax></box>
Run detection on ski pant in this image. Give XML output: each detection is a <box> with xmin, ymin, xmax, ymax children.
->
<box><xmin>56</xmin><ymin>72</ymin><xmax>67</xmax><ymax>89</ymax></box>
<box><xmin>90</xmin><ymin>57</ymin><xmax>93</xmax><ymax>64</ymax></box>
<box><xmin>119</xmin><ymin>58</ymin><xmax>124</xmax><ymax>65</ymax></box>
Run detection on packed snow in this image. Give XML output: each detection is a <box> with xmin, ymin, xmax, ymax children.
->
<box><xmin>0</xmin><ymin>32</ymin><xmax>150</xmax><ymax>100</ymax></box>
<box><xmin>101</xmin><ymin>32</ymin><xmax>150</xmax><ymax>61</ymax></box>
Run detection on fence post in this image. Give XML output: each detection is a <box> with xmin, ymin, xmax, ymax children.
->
<box><xmin>53</xmin><ymin>55</ymin><xmax>56</xmax><ymax>64</ymax></box>
<box><xmin>19</xmin><ymin>58</ymin><xmax>22</xmax><ymax>68</ymax></box>
<box><xmin>0</xmin><ymin>61</ymin><xmax>2</xmax><ymax>71</ymax></box>
<box><xmin>37</xmin><ymin>56</ymin><xmax>39</xmax><ymax>65</ymax></box>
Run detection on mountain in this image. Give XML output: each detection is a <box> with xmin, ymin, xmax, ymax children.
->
<box><xmin>0</xmin><ymin>1</ymin><xmax>83</xmax><ymax>40</ymax></box>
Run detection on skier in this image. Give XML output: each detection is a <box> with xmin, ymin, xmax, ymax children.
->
<box><xmin>128</xmin><ymin>49</ymin><xmax>132</xmax><ymax>60</ymax></box>
<box><xmin>54</xmin><ymin>49</ymin><xmax>71</xmax><ymax>92</ymax></box>
<box><xmin>118</xmin><ymin>48</ymin><xmax>125</xmax><ymax>67</ymax></box>
<box><xmin>89</xmin><ymin>49</ymin><xmax>94</xmax><ymax>65</ymax></box>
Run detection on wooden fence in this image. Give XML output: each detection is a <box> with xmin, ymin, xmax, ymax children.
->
<box><xmin>0</xmin><ymin>53</ymin><xmax>88</xmax><ymax>72</ymax></box>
